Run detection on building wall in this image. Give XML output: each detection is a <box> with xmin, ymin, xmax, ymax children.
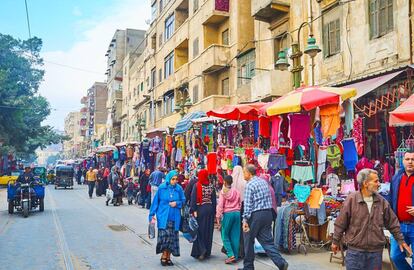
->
<box><xmin>253</xmin><ymin>0</ymin><xmax>411</xmax><ymax>92</ymax></box>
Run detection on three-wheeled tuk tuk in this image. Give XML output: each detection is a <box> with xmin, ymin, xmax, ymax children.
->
<box><xmin>55</xmin><ymin>166</ymin><xmax>74</xmax><ymax>189</ymax></box>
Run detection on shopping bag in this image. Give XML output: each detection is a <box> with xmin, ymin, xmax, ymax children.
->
<box><xmin>180</xmin><ymin>205</ymin><xmax>190</xmax><ymax>233</ymax></box>
<box><xmin>106</xmin><ymin>189</ymin><xmax>114</xmax><ymax>200</ymax></box>
<box><xmin>148</xmin><ymin>220</ymin><xmax>156</xmax><ymax>239</ymax></box>
<box><xmin>80</xmin><ymin>176</ymin><xmax>85</xmax><ymax>184</ymax></box>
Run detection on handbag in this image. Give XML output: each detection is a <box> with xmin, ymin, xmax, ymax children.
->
<box><xmin>180</xmin><ymin>204</ymin><xmax>191</xmax><ymax>233</ymax></box>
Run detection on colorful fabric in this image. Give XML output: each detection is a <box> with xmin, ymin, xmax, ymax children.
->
<box><xmin>196</xmin><ymin>169</ymin><xmax>210</xmax><ymax>205</ymax></box>
<box><xmin>291</xmin><ymin>165</ymin><xmax>314</xmax><ymax>183</ymax></box>
<box><xmin>342</xmin><ymin>138</ymin><xmax>358</xmax><ymax>171</ymax></box>
<box><xmin>271</xmin><ymin>116</ymin><xmax>282</xmax><ymax>147</ymax></box>
<box><xmin>288</xmin><ymin>113</ymin><xmax>311</xmax><ymax>150</ymax></box>
<box><xmin>326</xmin><ymin>144</ymin><xmax>341</xmax><ymax>168</ymax></box>
<box><xmin>320</xmin><ymin>104</ymin><xmax>341</xmax><ymax>138</ymax></box>
<box><xmin>293</xmin><ymin>184</ymin><xmax>311</xmax><ymax>203</ymax></box>
<box><xmin>156</xmin><ymin>221</ymin><xmax>180</xmax><ymax>256</ymax></box>
<box><xmin>259</xmin><ymin>116</ymin><xmax>271</xmax><ymax>138</ymax></box>
<box><xmin>352</xmin><ymin>117</ymin><xmax>364</xmax><ymax>155</ymax></box>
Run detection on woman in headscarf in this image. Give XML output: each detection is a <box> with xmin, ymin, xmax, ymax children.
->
<box><xmin>149</xmin><ymin>170</ymin><xmax>186</xmax><ymax>266</ymax></box>
<box><xmin>190</xmin><ymin>169</ymin><xmax>217</xmax><ymax>260</ymax></box>
<box><xmin>231</xmin><ymin>165</ymin><xmax>246</xmax><ymax>258</ymax></box>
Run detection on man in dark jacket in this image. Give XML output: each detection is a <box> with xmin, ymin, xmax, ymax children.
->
<box><xmin>332</xmin><ymin>169</ymin><xmax>411</xmax><ymax>269</ymax></box>
<box><xmin>389</xmin><ymin>151</ymin><xmax>414</xmax><ymax>268</ymax></box>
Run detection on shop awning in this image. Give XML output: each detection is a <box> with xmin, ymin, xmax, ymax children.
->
<box><xmin>191</xmin><ymin>116</ymin><xmax>224</xmax><ymax>124</ymax></box>
<box><xmin>173</xmin><ymin>111</ymin><xmax>207</xmax><ymax>135</ymax></box>
<box><xmin>260</xmin><ymin>86</ymin><xmax>356</xmax><ymax>116</ymax></box>
<box><xmin>347</xmin><ymin>70</ymin><xmax>404</xmax><ymax>101</ymax></box>
<box><xmin>207</xmin><ymin>103</ymin><xmax>266</xmax><ymax>121</ymax></box>
<box><xmin>96</xmin><ymin>145</ymin><xmax>117</xmax><ymax>153</ymax></box>
<box><xmin>145</xmin><ymin>127</ymin><xmax>168</xmax><ymax>139</ymax></box>
<box><xmin>389</xmin><ymin>94</ymin><xmax>414</xmax><ymax>126</ymax></box>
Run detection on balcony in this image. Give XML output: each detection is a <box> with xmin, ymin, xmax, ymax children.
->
<box><xmin>174</xmin><ymin>20</ymin><xmax>189</xmax><ymax>47</ymax></box>
<box><xmin>251</xmin><ymin>0</ymin><xmax>290</xmax><ymax>23</ymax></box>
<box><xmin>251</xmin><ymin>69</ymin><xmax>291</xmax><ymax>101</ymax></box>
<box><xmin>174</xmin><ymin>63</ymin><xmax>189</xmax><ymax>88</ymax></box>
<box><xmin>200</xmin><ymin>45</ymin><xmax>230</xmax><ymax>73</ymax></box>
<box><xmin>201</xmin><ymin>0</ymin><xmax>229</xmax><ymax>25</ymax></box>
<box><xmin>190</xmin><ymin>95</ymin><xmax>230</xmax><ymax>113</ymax></box>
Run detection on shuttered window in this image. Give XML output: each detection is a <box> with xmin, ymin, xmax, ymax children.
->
<box><xmin>193</xmin><ymin>38</ymin><xmax>199</xmax><ymax>58</ymax></box>
<box><xmin>193</xmin><ymin>85</ymin><xmax>199</xmax><ymax>104</ymax></box>
<box><xmin>369</xmin><ymin>0</ymin><xmax>393</xmax><ymax>39</ymax></box>
<box><xmin>323</xmin><ymin>19</ymin><xmax>340</xmax><ymax>57</ymax></box>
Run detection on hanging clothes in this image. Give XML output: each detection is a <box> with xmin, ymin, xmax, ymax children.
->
<box><xmin>343</xmin><ymin>100</ymin><xmax>354</xmax><ymax>135</ymax></box>
<box><xmin>326</xmin><ymin>144</ymin><xmax>341</xmax><ymax>168</ymax></box>
<box><xmin>352</xmin><ymin>117</ymin><xmax>364</xmax><ymax>155</ymax></box>
<box><xmin>293</xmin><ymin>184</ymin><xmax>311</xmax><ymax>203</ymax></box>
<box><xmin>319</xmin><ymin>104</ymin><xmax>340</xmax><ymax>138</ymax></box>
<box><xmin>342</xmin><ymin>138</ymin><xmax>358</xmax><ymax>172</ymax></box>
<box><xmin>327</xmin><ymin>173</ymin><xmax>340</xmax><ymax>196</ymax></box>
<box><xmin>259</xmin><ymin>116</ymin><xmax>271</xmax><ymax>138</ymax></box>
<box><xmin>207</xmin><ymin>152</ymin><xmax>217</xmax><ymax>174</ymax></box>
<box><xmin>288</xmin><ymin>113</ymin><xmax>311</xmax><ymax>150</ymax></box>
<box><xmin>270</xmin><ymin>116</ymin><xmax>282</xmax><ymax>147</ymax></box>
<box><xmin>316</xmin><ymin>147</ymin><xmax>327</xmax><ymax>185</ymax></box>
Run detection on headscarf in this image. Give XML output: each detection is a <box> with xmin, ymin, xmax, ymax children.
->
<box><xmin>196</xmin><ymin>169</ymin><xmax>209</xmax><ymax>204</ymax></box>
<box><xmin>232</xmin><ymin>165</ymin><xmax>246</xmax><ymax>201</ymax></box>
<box><xmin>159</xmin><ymin>170</ymin><xmax>178</xmax><ymax>189</ymax></box>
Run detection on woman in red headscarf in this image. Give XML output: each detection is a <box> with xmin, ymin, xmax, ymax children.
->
<box><xmin>190</xmin><ymin>169</ymin><xmax>217</xmax><ymax>260</ymax></box>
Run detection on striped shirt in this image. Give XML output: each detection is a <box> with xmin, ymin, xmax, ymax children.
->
<box><xmin>243</xmin><ymin>176</ymin><xmax>273</xmax><ymax>222</ymax></box>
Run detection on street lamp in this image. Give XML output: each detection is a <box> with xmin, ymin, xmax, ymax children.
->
<box><xmin>174</xmin><ymin>88</ymin><xmax>192</xmax><ymax>118</ymax></box>
<box><xmin>275</xmin><ymin>22</ymin><xmax>322</xmax><ymax>88</ymax></box>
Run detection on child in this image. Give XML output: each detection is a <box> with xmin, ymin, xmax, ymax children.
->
<box><xmin>216</xmin><ymin>175</ymin><xmax>241</xmax><ymax>264</ymax></box>
<box><xmin>126</xmin><ymin>178</ymin><xmax>135</xmax><ymax>205</ymax></box>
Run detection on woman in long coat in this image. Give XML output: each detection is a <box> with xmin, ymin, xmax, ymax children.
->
<box><xmin>149</xmin><ymin>170</ymin><xmax>186</xmax><ymax>266</ymax></box>
<box><xmin>190</xmin><ymin>169</ymin><xmax>217</xmax><ymax>260</ymax></box>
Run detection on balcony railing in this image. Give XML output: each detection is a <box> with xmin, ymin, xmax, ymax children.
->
<box><xmin>251</xmin><ymin>0</ymin><xmax>290</xmax><ymax>23</ymax></box>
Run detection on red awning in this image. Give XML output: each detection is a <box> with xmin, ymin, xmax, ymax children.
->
<box><xmin>389</xmin><ymin>94</ymin><xmax>414</xmax><ymax>126</ymax></box>
<box><xmin>207</xmin><ymin>103</ymin><xmax>267</xmax><ymax>121</ymax></box>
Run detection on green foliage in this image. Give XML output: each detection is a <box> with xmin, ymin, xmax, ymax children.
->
<box><xmin>0</xmin><ymin>34</ymin><xmax>63</xmax><ymax>155</ymax></box>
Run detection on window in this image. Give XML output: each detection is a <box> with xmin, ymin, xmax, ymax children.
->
<box><xmin>237</xmin><ymin>49</ymin><xmax>255</xmax><ymax>86</ymax></box>
<box><xmin>323</xmin><ymin>19</ymin><xmax>340</xmax><ymax>57</ymax></box>
<box><xmin>222</xmin><ymin>78</ymin><xmax>229</xmax><ymax>96</ymax></box>
<box><xmin>140</xmin><ymin>82</ymin><xmax>144</xmax><ymax>92</ymax></box>
<box><xmin>193</xmin><ymin>85</ymin><xmax>199</xmax><ymax>104</ymax></box>
<box><xmin>193</xmin><ymin>0</ymin><xmax>199</xmax><ymax>12</ymax></box>
<box><xmin>193</xmin><ymin>38</ymin><xmax>199</xmax><ymax>58</ymax></box>
<box><xmin>164</xmin><ymin>92</ymin><xmax>175</xmax><ymax>115</ymax></box>
<box><xmin>159</xmin><ymin>69</ymin><xmax>162</xmax><ymax>83</ymax></box>
<box><xmin>151</xmin><ymin>68</ymin><xmax>156</xmax><ymax>89</ymax></box>
<box><xmin>164</xmin><ymin>51</ymin><xmax>174</xmax><ymax>78</ymax></box>
<box><xmin>274</xmin><ymin>35</ymin><xmax>288</xmax><ymax>59</ymax></box>
<box><xmin>165</xmin><ymin>14</ymin><xmax>175</xmax><ymax>41</ymax></box>
<box><xmin>222</xmin><ymin>29</ymin><xmax>229</xmax><ymax>45</ymax></box>
<box><xmin>151</xmin><ymin>34</ymin><xmax>157</xmax><ymax>50</ymax></box>
<box><xmin>151</xmin><ymin>1</ymin><xmax>157</xmax><ymax>22</ymax></box>
<box><xmin>369</xmin><ymin>0</ymin><xmax>393</xmax><ymax>39</ymax></box>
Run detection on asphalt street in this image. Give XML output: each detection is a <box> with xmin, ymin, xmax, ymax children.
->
<box><xmin>0</xmin><ymin>184</ymin><xmax>392</xmax><ymax>270</ymax></box>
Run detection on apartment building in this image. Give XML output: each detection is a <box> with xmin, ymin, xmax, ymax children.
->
<box><xmin>104</xmin><ymin>29</ymin><xmax>146</xmax><ymax>144</ymax></box>
<box><xmin>63</xmin><ymin>112</ymin><xmax>83</xmax><ymax>159</ymax></box>
<box><xmin>135</xmin><ymin>0</ymin><xmax>255</xmax><ymax>131</ymax></box>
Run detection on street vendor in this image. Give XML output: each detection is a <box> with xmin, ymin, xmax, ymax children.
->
<box><xmin>332</xmin><ymin>169</ymin><xmax>411</xmax><ymax>269</ymax></box>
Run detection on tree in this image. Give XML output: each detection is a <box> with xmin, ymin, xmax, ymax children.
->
<box><xmin>0</xmin><ymin>34</ymin><xmax>64</xmax><ymax>155</ymax></box>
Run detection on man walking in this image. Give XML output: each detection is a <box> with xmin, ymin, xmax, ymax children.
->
<box><xmin>389</xmin><ymin>151</ymin><xmax>414</xmax><ymax>269</ymax></box>
<box><xmin>86</xmin><ymin>167</ymin><xmax>97</xmax><ymax>199</ymax></box>
<box><xmin>332</xmin><ymin>169</ymin><xmax>411</xmax><ymax>269</ymax></box>
<box><xmin>149</xmin><ymin>167</ymin><xmax>165</xmax><ymax>203</ymax></box>
<box><xmin>239</xmin><ymin>164</ymin><xmax>288</xmax><ymax>270</ymax></box>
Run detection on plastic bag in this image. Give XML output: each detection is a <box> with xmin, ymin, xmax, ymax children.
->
<box><xmin>106</xmin><ymin>189</ymin><xmax>113</xmax><ymax>200</ymax></box>
<box><xmin>148</xmin><ymin>220</ymin><xmax>156</xmax><ymax>239</ymax></box>
<box><xmin>180</xmin><ymin>205</ymin><xmax>190</xmax><ymax>233</ymax></box>
<box><xmin>80</xmin><ymin>176</ymin><xmax>85</xmax><ymax>184</ymax></box>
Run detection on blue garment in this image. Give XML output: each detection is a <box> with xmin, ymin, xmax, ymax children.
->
<box><xmin>345</xmin><ymin>249</ymin><xmax>382</xmax><ymax>270</ymax></box>
<box><xmin>388</xmin><ymin>169</ymin><xmax>414</xmax><ymax>214</ymax></box>
<box><xmin>243</xmin><ymin>176</ymin><xmax>273</xmax><ymax>222</ymax></box>
<box><xmin>317</xmin><ymin>202</ymin><xmax>326</xmax><ymax>225</ymax></box>
<box><xmin>253</xmin><ymin>121</ymin><xmax>259</xmax><ymax>141</ymax></box>
<box><xmin>113</xmin><ymin>149</ymin><xmax>119</xmax><ymax>160</ymax></box>
<box><xmin>293</xmin><ymin>184</ymin><xmax>311</xmax><ymax>203</ymax></box>
<box><xmin>390</xmin><ymin>223</ymin><xmax>414</xmax><ymax>269</ymax></box>
<box><xmin>342</xmin><ymin>138</ymin><xmax>358</xmax><ymax>172</ymax></box>
<box><xmin>149</xmin><ymin>170</ymin><xmax>165</xmax><ymax>187</ymax></box>
<box><xmin>148</xmin><ymin>170</ymin><xmax>185</xmax><ymax>231</ymax></box>
<box><xmin>314</xmin><ymin>123</ymin><xmax>323</xmax><ymax>145</ymax></box>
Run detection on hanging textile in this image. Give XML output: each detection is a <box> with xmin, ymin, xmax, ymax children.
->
<box><xmin>319</xmin><ymin>104</ymin><xmax>341</xmax><ymax>138</ymax></box>
<box><xmin>288</xmin><ymin>113</ymin><xmax>311</xmax><ymax>150</ymax></box>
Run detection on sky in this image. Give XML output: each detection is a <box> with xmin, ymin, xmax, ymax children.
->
<box><xmin>0</xmin><ymin>0</ymin><xmax>150</xmax><ymax>130</ymax></box>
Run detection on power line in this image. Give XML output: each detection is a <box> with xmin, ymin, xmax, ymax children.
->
<box><xmin>43</xmin><ymin>60</ymin><xmax>104</xmax><ymax>75</ymax></box>
<box><xmin>24</xmin><ymin>0</ymin><xmax>31</xmax><ymax>39</ymax></box>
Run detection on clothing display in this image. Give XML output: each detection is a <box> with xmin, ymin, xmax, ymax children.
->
<box><xmin>293</xmin><ymin>184</ymin><xmax>311</xmax><ymax>203</ymax></box>
<box><xmin>207</xmin><ymin>152</ymin><xmax>217</xmax><ymax>174</ymax></box>
<box><xmin>258</xmin><ymin>153</ymin><xmax>270</xmax><ymax>170</ymax></box>
<box><xmin>291</xmin><ymin>164</ymin><xmax>314</xmax><ymax>183</ymax></box>
<box><xmin>342</xmin><ymin>138</ymin><xmax>358</xmax><ymax>171</ymax></box>
<box><xmin>341</xmin><ymin>179</ymin><xmax>356</xmax><ymax>195</ymax></box>
<box><xmin>268</xmin><ymin>154</ymin><xmax>288</xmax><ymax>171</ymax></box>
<box><xmin>288</xmin><ymin>113</ymin><xmax>311</xmax><ymax>150</ymax></box>
<box><xmin>352</xmin><ymin>117</ymin><xmax>364</xmax><ymax>155</ymax></box>
<box><xmin>326</xmin><ymin>144</ymin><xmax>341</xmax><ymax>168</ymax></box>
<box><xmin>270</xmin><ymin>116</ymin><xmax>282</xmax><ymax>147</ymax></box>
<box><xmin>320</xmin><ymin>104</ymin><xmax>341</xmax><ymax>138</ymax></box>
<box><xmin>316</xmin><ymin>147</ymin><xmax>327</xmax><ymax>184</ymax></box>
<box><xmin>259</xmin><ymin>116</ymin><xmax>270</xmax><ymax>138</ymax></box>
<box><xmin>307</xmin><ymin>188</ymin><xmax>323</xmax><ymax>209</ymax></box>
<box><xmin>327</xmin><ymin>173</ymin><xmax>340</xmax><ymax>196</ymax></box>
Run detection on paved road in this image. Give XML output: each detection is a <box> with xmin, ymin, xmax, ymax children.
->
<box><xmin>0</xmin><ymin>184</ymin><xmax>392</xmax><ymax>270</ymax></box>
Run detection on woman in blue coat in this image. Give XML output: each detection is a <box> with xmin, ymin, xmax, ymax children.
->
<box><xmin>149</xmin><ymin>170</ymin><xmax>186</xmax><ymax>266</ymax></box>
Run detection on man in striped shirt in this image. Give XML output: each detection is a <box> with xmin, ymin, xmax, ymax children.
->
<box><xmin>239</xmin><ymin>164</ymin><xmax>288</xmax><ymax>270</ymax></box>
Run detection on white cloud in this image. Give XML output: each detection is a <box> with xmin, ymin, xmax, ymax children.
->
<box><xmin>40</xmin><ymin>0</ymin><xmax>150</xmax><ymax>130</ymax></box>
